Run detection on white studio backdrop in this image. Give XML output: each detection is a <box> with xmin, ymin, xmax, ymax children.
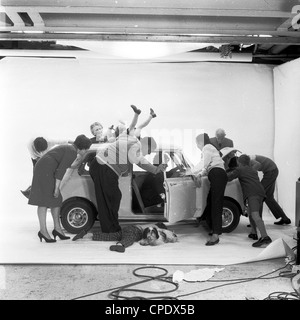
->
<box><xmin>273</xmin><ymin>58</ymin><xmax>300</xmax><ymax>219</ymax></box>
<box><xmin>0</xmin><ymin>56</ymin><xmax>276</xmax><ymax>220</ymax></box>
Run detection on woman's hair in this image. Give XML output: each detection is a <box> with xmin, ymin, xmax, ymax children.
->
<box><xmin>238</xmin><ymin>154</ymin><xmax>250</xmax><ymax>166</ymax></box>
<box><xmin>33</xmin><ymin>137</ymin><xmax>48</xmax><ymax>153</ymax></box>
<box><xmin>195</xmin><ymin>133</ymin><xmax>210</xmax><ymax>145</ymax></box>
<box><xmin>73</xmin><ymin>134</ymin><xmax>92</xmax><ymax>150</ymax></box>
<box><xmin>90</xmin><ymin>122</ymin><xmax>103</xmax><ymax>135</ymax></box>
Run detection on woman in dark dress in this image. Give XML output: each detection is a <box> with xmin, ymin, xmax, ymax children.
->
<box><xmin>28</xmin><ymin>134</ymin><xmax>92</xmax><ymax>242</ymax></box>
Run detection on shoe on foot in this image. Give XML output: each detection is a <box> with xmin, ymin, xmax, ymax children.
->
<box><xmin>252</xmin><ymin>236</ymin><xmax>272</xmax><ymax>247</ymax></box>
<box><xmin>205</xmin><ymin>238</ymin><xmax>220</xmax><ymax>246</ymax></box>
<box><xmin>274</xmin><ymin>218</ymin><xmax>291</xmax><ymax>225</ymax></box>
<box><xmin>131</xmin><ymin>105</ymin><xmax>141</xmax><ymax>114</ymax></box>
<box><xmin>110</xmin><ymin>244</ymin><xmax>125</xmax><ymax>253</ymax></box>
<box><xmin>72</xmin><ymin>229</ymin><xmax>87</xmax><ymax>241</ymax></box>
<box><xmin>150</xmin><ymin>108</ymin><xmax>156</xmax><ymax>118</ymax></box>
<box><xmin>248</xmin><ymin>233</ymin><xmax>258</xmax><ymax>240</ymax></box>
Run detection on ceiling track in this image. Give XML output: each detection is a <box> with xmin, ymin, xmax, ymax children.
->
<box><xmin>0</xmin><ymin>33</ymin><xmax>299</xmax><ymax>46</ymax></box>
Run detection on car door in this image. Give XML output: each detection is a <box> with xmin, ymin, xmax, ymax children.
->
<box><xmin>162</xmin><ymin>151</ymin><xmax>197</xmax><ymax>223</ymax></box>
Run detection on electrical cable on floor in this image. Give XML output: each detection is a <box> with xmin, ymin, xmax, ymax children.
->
<box><xmin>70</xmin><ymin>262</ymin><xmax>298</xmax><ymax>300</ymax></box>
<box><xmin>264</xmin><ymin>291</ymin><xmax>299</xmax><ymax>300</ymax></box>
<box><xmin>71</xmin><ymin>266</ymin><xmax>179</xmax><ymax>300</ymax></box>
<box><xmin>263</xmin><ymin>272</ymin><xmax>300</xmax><ymax>300</ymax></box>
<box><xmin>108</xmin><ymin>266</ymin><xmax>178</xmax><ymax>300</ymax></box>
<box><xmin>262</xmin><ymin>248</ymin><xmax>300</xmax><ymax>300</ymax></box>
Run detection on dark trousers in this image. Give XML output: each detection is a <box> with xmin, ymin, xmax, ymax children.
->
<box><xmin>205</xmin><ymin>167</ymin><xmax>228</xmax><ymax>235</ymax></box>
<box><xmin>261</xmin><ymin>168</ymin><xmax>287</xmax><ymax>219</ymax></box>
<box><xmin>119</xmin><ymin>225</ymin><xmax>143</xmax><ymax>248</ymax></box>
<box><xmin>89</xmin><ymin>159</ymin><xmax>122</xmax><ymax>233</ymax></box>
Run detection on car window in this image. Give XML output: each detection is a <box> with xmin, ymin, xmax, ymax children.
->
<box><xmin>133</xmin><ymin>150</ymin><xmax>185</xmax><ymax>172</ymax></box>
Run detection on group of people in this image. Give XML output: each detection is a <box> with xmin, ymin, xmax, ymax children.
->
<box><xmin>23</xmin><ymin>107</ymin><xmax>291</xmax><ymax>251</ymax></box>
<box><xmin>189</xmin><ymin>128</ymin><xmax>291</xmax><ymax>248</ymax></box>
<box><xmin>24</xmin><ymin>105</ymin><xmax>170</xmax><ymax>252</ymax></box>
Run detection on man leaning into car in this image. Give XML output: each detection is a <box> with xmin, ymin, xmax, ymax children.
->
<box><xmin>73</xmin><ymin>134</ymin><xmax>166</xmax><ymax>242</ymax></box>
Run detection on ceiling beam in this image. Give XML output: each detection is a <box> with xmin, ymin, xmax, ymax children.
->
<box><xmin>1</xmin><ymin>27</ymin><xmax>299</xmax><ymax>38</ymax></box>
<box><xmin>0</xmin><ymin>33</ymin><xmax>299</xmax><ymax>45</ymax></box>
<box><xmin>0</xmin><ymin>6</ymin><xmax>297</xmax><ymax>18</ymax></box>
<box><xmin>1</xmin><ymin>0</ymin><xmax>299</xmax><ymax>12</ymax></box>
<box><xmin>1</xmin><ymin>2</ymin><xmax>299</xmax><ymax>45</ymax></box>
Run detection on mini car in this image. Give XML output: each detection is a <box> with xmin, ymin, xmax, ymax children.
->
<box><xmin>60</xmin><ymin>144</ymin><xmax>246</xmax><ymax>234</ymax></box>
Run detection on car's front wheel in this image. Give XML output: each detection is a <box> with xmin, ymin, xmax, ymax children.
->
<box><xmin>60</xmin><ymin>198</ymin><xmax>97</xmax><ymax>234</ymax></box>
<box><xmin>222</xmin><ymin>198</ymin><xmax>241</xmax><ymax>233</ymax></box>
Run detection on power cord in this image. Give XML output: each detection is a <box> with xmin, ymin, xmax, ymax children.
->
<box><xmin>262</xmin><ymin>251</ymin><xmax>300</xmax><ymax>300</ymax></box>
<box><xmin>108</xmin><ymin>266</ymin><xmax>178</xmax><ymax>300</ymax></box>
<box><xmin>71</xmin><ymin>262</ymin><xmax>298</xmax><ymax>300</ymax></box>
<box><xmin>264</xmin><ymin>271</ymin><xmax>300</xmax><ymax>300</ymax></box>
<box><xmin>71</xmin><ymin>266</ymin><xmax>179</xmax><ymax>300</ymax></box>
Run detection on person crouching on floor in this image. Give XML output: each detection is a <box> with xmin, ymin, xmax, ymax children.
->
<box><xmin>227</xmin><ymin>154</ymin><xmax>272</xmax><ymax>248</ymax></box>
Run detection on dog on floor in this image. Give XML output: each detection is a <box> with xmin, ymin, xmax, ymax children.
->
<box><xmin>139</xmin><ymin>225</ymin><xmax>178</xmax><ymax>246</ymax></box>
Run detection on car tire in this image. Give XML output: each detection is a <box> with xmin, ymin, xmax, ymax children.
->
<box><xmin>60</xmin><ymin>198</ymin><xmax>97</xmax><ymax>234</ymax></box>
<box><xmin>221</xmin><ymin>199</ymin><xmax>241</xmax><ymax>233</ymax></box>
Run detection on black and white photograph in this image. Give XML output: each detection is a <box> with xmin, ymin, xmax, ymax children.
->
<box><xmin>0</xmin><ymin>0</ymin><xmax>300</xmax><ymax>303</ymax></box>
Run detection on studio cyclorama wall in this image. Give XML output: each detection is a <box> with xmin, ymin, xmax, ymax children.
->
<box><xmin>0</xmin><ymin>56</ymin><xmax>275</xmax><ymax>220</ymax></box>
<box><xmin>273</xmin><ymin>58</ymin><xmax>300</xmax><ymax>220</ymax></box>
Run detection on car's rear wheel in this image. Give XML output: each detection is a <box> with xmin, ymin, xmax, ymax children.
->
<box><xmin>222</xmin><ymin>199</ymin><xmax>241</xmax><ymax>233</ymax></box>
<box><xmin>61</xmin><ymin>198</ymin><xmax>97</xmax><ymax>234</ymax></box>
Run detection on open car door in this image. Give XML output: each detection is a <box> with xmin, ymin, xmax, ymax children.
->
<box><xmin>162</xmin><ymin>151</ymin><xmax>197</xmax><ymax>223</ymax></box>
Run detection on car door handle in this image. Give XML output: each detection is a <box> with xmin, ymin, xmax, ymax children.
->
<box><xmin>170</xmin><ymin>183</ymin><xmax>178</xmax><ymax>186</ymax></box>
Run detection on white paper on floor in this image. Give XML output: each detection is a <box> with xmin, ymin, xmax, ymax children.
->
<box><xmin>172</xmin><ymin>267</ymin><xmax>224</xmax><ymax>283</ymax></box>
<box><xmin>246</xmin><ymin>238</ymin><xmax>296</xmax><ymax>263</ymax></box>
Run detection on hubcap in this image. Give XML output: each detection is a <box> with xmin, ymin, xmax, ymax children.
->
<box><xmin>222</xmin><ymin>208</ymin><xmax>233</xmax><ymax>227</ymax></box>
<box><xmin>67</xmin><ymin>207</ymin><xmax>88</xmax><ymax>228</ymax></box>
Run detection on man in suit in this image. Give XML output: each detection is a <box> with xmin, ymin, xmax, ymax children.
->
<box><xmin>210</xmin><ymin>128</ymin><xmax>234</xmax><ymax>151</ymax></box>
<box><xmin>250</xmin><ymin>154</ymin><xmax>291</xmax><ymax>225</ymax></box>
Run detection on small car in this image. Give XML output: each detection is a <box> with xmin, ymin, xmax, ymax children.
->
<box><xmin>59</xmin><ymin>144</ymin><xmax>246</xmax><ymax>234</ymax></box>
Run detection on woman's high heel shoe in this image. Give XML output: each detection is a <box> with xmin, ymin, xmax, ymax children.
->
<box><xmin>150</xmin><ymin>108</ymin><xmax>157</xmax><ymax>118</ymax></box>
<box><xmin>52</xmin><ymin>229</ymin><xmax>70</xmax><ymax>240</ymax></box>
<box><xmin>130</xmin><ymin>104</ymin><xmax>141</xmax><ymax>114</ymax></box>
<box><xmin>38</xmin><ymin>231</ymin><xmax>56</xmax><ymax>243</ymax></box>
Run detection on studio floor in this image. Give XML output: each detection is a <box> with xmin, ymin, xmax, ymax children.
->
<box><xmin>0</xmin><ymin>258</ymin><xmax>298</xmax><ymax>300</ymax></box>
<box><xmin>0</xmin><ymin>209</ymin><xmax>299</xmax><ymax>301</ymax></box>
